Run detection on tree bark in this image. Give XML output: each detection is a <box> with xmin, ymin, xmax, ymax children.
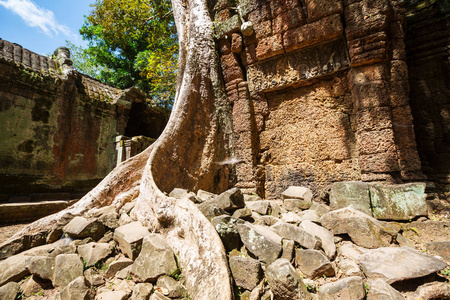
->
<box><xmin>11</xmin><ymin>0</ymin><xmax>235</xmax><ymax>298</ymax></box>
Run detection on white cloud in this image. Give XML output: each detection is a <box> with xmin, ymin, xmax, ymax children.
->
<box><xmin>0</xmin><ymin>0</ymin><xmax>74</xmax><ymax>37</ymax></box>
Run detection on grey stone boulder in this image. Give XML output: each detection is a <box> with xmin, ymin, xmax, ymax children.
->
<box><xmin>96</xmin><ymin>291</ymin><xmax>129</xmax><ymax>300</ymax></box>
<box><xmin>281</xmin><ymin>186</ymin><xmax>313</xmax><ymax>202</ymax></box>
<box><xmin>232</xmin><ymin>207</ymin><xmax>253</xmax><ymax>221</ymax></box>
<box><xmin>366</xmin><ymin>278</ymin><xmax>404</xmax><ymax>300</ymax></box>
<box><xmin>50</xmin><ymin>243</ymin><xmax>77</xmax><ymax>257</ymax></box>
<box><xmin>318</xmin><ymin>276</ymin><xmax>365</xmax><ymax>300</ymax></box>
<box><xmin>105</xmin><ymin>257</ymin><xmax>134</xmax><ymax>278</ymax></box>
<box><xmin>237</xmin><ymin>222</ymin><xmax>282</xmax><ymax>264</ymax></box>
<box><xmin>20</xmin><ymin>274</ymin><xmax>52</xmax><ymax>297</ymax></box>
<box><xmin>131</xmin><ymin>234</ymin><xmax>178</xmax><ymax>282</ymax></box>
<box><xmin>169</xmin><ymin>188</ymin><xmax>189</xmax><ymax>198</ymax></box>
<box><xmin>298</xmin><ymin>210</ymin><xmax>321</xmax><ymax>223</ymax></box>
<box><xmin>197</xmin><ymin>189</ymin><xmax>216</xmax><ymax>202</ymax></box>
<box><xmin>337</xmin><ymin>257</ymin><xmax>363</xmax><ymax>277</ymax></box>
<box><xmin>284</xmin><ymin>198</ymin><xmax>312</xmax><ymax>211</ymax></box>
<box><xmin>131</xmin><ymin>282</ymin><xmax>153</xmax><ymax>300</ymax></box>
<box><xmin>150</xmin><ymin>290</ymin><xmax>171</xmax><ymax>300</ymax></box>
<box><xmin>26</xmin><ymin>256</ymin><xmax>54</xmax><ymax>280</ymax></box>
<box><xmin>358</xmin><ymin>247</ymin><xmax>447</xmax><ymax>284</ymax></box>
<box><xmin>114</xmin><ymin>221</ymin><xmax>149</xmax><ymax>259</ymax></box>
<box><xmin>0</xmin><ymin>282</ymin><xmax>19</xmax><ymax>300</ymax></box>
<box><xmin>229</xmin><ymin>256</ymin><xmax>263</xmax><ymax>290</ymax></box>
<box><xmin>309</xmin><ymin>202</ymin><xmax>331</xmax><ymax>217</ymax></box>
<box><xmin>197</xmin><ymin>202</ymin><xmax>228</xmax><ymax>221</ymax></box>
<box><xmin>295</xmin><ymin>249</ymin><xmax>335</xmax><ymax>279</ymax></box>
<box><xmin>427</xmin><ymin>241</ymin><xmax>450</xmax><ymax>262</ymax></box>
<box><xmin>211</xmin><ymin>215</ymin><xmax>243</xmax><ymax>252</ymax></box>
<box><xmin>369</xmin><ymin>182</ymin><xmax>427</xmax><ymax>220</ymax></box>
<box><xmin>118</xmin><ymin>213</ymin><xmax>134</xmax><ymax>226</ymax></box>
<box><xmin>281</xmin><ymin>239</ymin><xmax>295</xmax><ymax>261</ymax></box>
<box><xmin>97</xmin><ymin>212</ymin><xmax>120</xmax><ymax>230</ymax></box>
<box><xmin>156</xmin><ymin>276</ymin><xmax>187</xmax><ymax>298</ymax></box>
<box><xmin>299</xmin><ymin>220</ymin><xmax>336</xmax><ymax>258</ymax></box>
<box><xmin>410</xmin><ymin>282</ymin><xmax>450</xmax><ymax>300</ymax></box>
<box><xmin>0</xmin><ymin>253</ymin><xmax>30</xmax><ymax>287</ymax></box>
<box><xmin>0</xmin><ymin>231</ymin><xmax>47</xmax><ymax>260</ymax></box>
<box><xmin>63</xmin><ymin>217</ymin><xmax>105</xmax><ymax>240</ymax></box>
<box><xmin>330</xmin><ymin>181</ymin><xmax>372</xmax><ymax>216</ymax></box>
<box><xmin>53</xmin><ymin>254</ymin><xmax>84</xmax><ymax>289</ymax></box>
<box><xmin>276</xmin><ymin>223</ymin><xmax>321</xmax><ymax>250</ymax></box>
<box><xmin>119</xmin><ymin>201</ymin><xmax>136</xmax><ymax>215</ymax></box>
<box><xmin>246</xmin><ymin>200</ymin><xmax>271</xmax><ymax>215</ymax></box>
<box><xmin>280</xmin><ymin>212</ymin><xmax>302</xmax><ymax>224</ymax></box>
<box><xmin>320</xmin><ymin>207</ymin><xmax>397</xmax><ymax>248</ymax></box>
<box><xmin>84</xmin><ymin>268</ymin><xmax>104</xmax><ymax>287</ymax></box>
<box><xmin>54</xmin><ymin>276</ymin><xmax>92</xmax><ymax>300</ymax></box>
<box><xmin>214</xmin><ymin>188</ymin><xmax>245</xmax><ymax>211</ymax></box>
<box><xmin>266</xmin><ymin>258</ymin><xmax>311</xmax><ymax>300</ymax></box>
<box><xmin>77</xmin><ymin>242</ymin><xmax>114</xmax><ymax>267</ymax></box>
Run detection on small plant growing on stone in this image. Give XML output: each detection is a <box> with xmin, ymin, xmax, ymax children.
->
<box><xmin>441</xmin><ymin>269</ymin><xmax>450</xmax><ymax>276</ymax></box>
<box><xmin>364</xmin><ymin>283</ymin><xmax>370</xmax><ymax>294</ymax></box>
<box><xmin>126</xmin><ymin>275</ymin><xmax>132</xmax><ymax>280</ymax></box>
<box><xmin>170</xmin><ymin>267</ymin><xmax>182</xmax><ymax>280</ymax></box>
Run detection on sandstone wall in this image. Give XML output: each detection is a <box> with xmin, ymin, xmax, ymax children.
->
<box><xmin>214</xmin><ymin>0</ymin><xmax>424</xmax><ymax>198</ymax></box>
<box><xmin>0</xmin><ymin>40</ymin><xmax>167</xmax><ymax>200</ymax></box>
<box><xmin>405</xmin><ymin>0</ymin><xmax>450</xmax><ymax>187</ymax></box>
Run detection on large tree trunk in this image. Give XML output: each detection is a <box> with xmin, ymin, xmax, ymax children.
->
<box><xmin>11</xmin><ymin>0</ymin><xmax>235</xmax><ymax>298</ymax></box>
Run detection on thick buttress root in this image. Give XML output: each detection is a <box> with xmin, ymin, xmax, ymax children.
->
<box><xmin>9</xmin><ymin>0</ymin><xmax>234</xmax><ymax>299</ymax></box>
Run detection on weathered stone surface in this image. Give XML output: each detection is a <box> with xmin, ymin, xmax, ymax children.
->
<box><xmin>214</xmin><ymin>188</ymin><xmax>246</xmax><ymax>211</ymax></box>
<box><xmin>281</xmin><ymin>186</ymin><xmax>313</xmax><ymax>201</ymax></box>
<box><xmin>50</xmin><ymin>243</ymin><xmax>77</xmax><ymax>257</ymax></box>
<box><xmin>211</xmin><ymin>215</ymin><xmax>243</xmax><ymax>251</ymax></box>
<box><xmin>77</xmin><ymin>242</ymin><xmax>114</xmax><ymax>267</ymax></box>
<box><xmin>0</xmin><ymin>282</ymin><xmax>19</xmax><ymax>300</ymax></box>
<box><xmin>366</xmin><ymin>278</ymin><xmax>404</xmax><ymax>300</ymax></box>
<box><xmin>410</xmin><ymin>282</ymin><xmax>450</xmax><ymax>300</ymax></box>
<box><xmin>131</xmin><ymin>282</ymin><xmax>153</xmax><ymax>300</ymax></box>
<box><xmin>156</xmin><ymin>276</ymin><xmax>187</xmax><ymax>298</ymax></box>
<box><xmin>84</xmin><ymin>268</ymin><xmax>104</xmax><ymax>287</ymax></box>
<box><xmin>119</xmin><ymin>202</ymin><xmax>135</xmax><ymax>216</ymax></box>
<box><xmin>320</xmin><ymin>207</ymin><xmax>397</xmax><ymax>248</ymax></box>
<box><xmin>330</xmin><ymin>181</ymin><xmax>372</xmax><ymax>216</ymax></box>
<box><xmin>118</xmin><ymin>213</ymin><xmax>134</xmax><ymax>226</ymax></box>
<box><xmin>357</xmin><ymin>247</ymin><xmax>447</xmax><ymax>284</ymax></box>
<box><xmin>229</xmin><ymin>256</ymin><xmax>262</xmax><ymax>290</ymax></box>
<box><xmin>54</xmin><ymin>276</ymin><xmax>92</xmax><ymax>300</ymax></box>
<box><xmin>427</xmin><ymin>241</ymin><xmax>450</xmax><ymax>262</ymax></box>
<box><xmin>337</xmin><ymin>257</ymin><xmax>363</xmax><ymax>277</ymax></box>
<box><xmin>310</xmin><ymin>202</ymin><xmax>331</xmax><ymax>217</ymax></box>
<box><xmin>63</xmin><ymin>217</ymin><xmax>105</xmax><ymax>240</ymax></box>
<box><xmin>299</xmin><ymin>220</ymin><xmax>336</xmax><ymax>258</ymax></box>
<box><xmin>26</xmin><ymin>256</ymin><xmax>54</xmax><ymax>280</ymax></box>
<box><xmin>0</xmin><ymin>231</ymin><xmax>47</xmax><ymax>260</ymax></box>
<box><xmin>105</xmin><ymin>257</ymin><xmax>134</xmax><ymax>279</ymax></box>
<box><xmin>247</xmin><ymin>37</ymin><xmax>349</xmax><ymax>93</ymax></box>
<box><xmin>232</xmin><ymin>207</ymin><xmax>253</xmax><ymax>221</ymax></box>
<box><xmin>283</xmin><ymin>199</ymin><xmax>312</xmax><ymax>211</ymax></box>
<box><xmin>246</xmin><ymin>200</ymin><xmax>270</xmax><ymax>215</ymax></box>
<box><xmin>114</xmin><ymin>221</ymin><xmax>149</xmax><ymax>259</ymax></box>
<box><xmin>0</xmin><ymin>253</ymin><xmax>30</xmax><ymax>287</ymax></box>
<box><xmin>276</xmin><ymin>223</ymin><xmax>322</xmax><ymax>250</ymax></box>
<box><xmin>266</xmin><ymin>259</ymin><xmax>311</xmax><ymax>300</ymax></box>
<box><xmin>298</xmin><ymin>210</ymin><xmax>320</xmax><ymax>223</ymax></box>
<box><xmin>150</xmin><ymin>290</ymin><xmax>171</xmax><ymax>300</ymax></box>
<box><xmin>53</xmin><ymin>254</ymin><xmax>84</xmax><ymax>289</ymax></box>
<box><xmin>169</xmin><ymin>188</ymin><xmax>189</xmax><ymax>198</ymax></box>
<box><xmin>197</xmin><ymin>202</ymin><xmax>228</xmax><ymax>221</ymax></box>
<box><xmin>237</xmin><ymin>222</ymin><xmax>282</xmax><ymax>264</ymax></box>
<box><xmin>280</xmin><ymin>212</ymin><xmax>302</xmax><ymax>224</ymax></box>
<box><xmin>96</xmin><ymin>291</ymin><xmax>129</xmax><ymax>300</ymax></box>
<box><xmin>281</xmin><ymin>239</ymin><xmax>295</xmax><ymax>261</ymax></box>
<box><xmin>131</xmin><ymin>234</ymin><xmax>178</xmax><ymax>282</ymax></box>
<box><xmin>98</xmin><ymin>212</ymin><xmax>120</xmax><ymax>230</ymax></box>
<box><xmin>305</xmin><ymin>0</ymin><xmax>343</xmax><ymax>23</ymax></box>
<box><xmin>20</xmin><ymin>274</ymin><xmax>51</xmax><ymax>296</ymax></box>
<box><xmin>197</xmin><ymin>189</ymin><xmax>216</xmax><ymax>202</ymax></box>
<box><xmin>369</xmin><ymin>183</ymin><xmax>427</xmax><ymax>220</ymax></box>
<box><xmin>295</xmin><ymin>249</ymin><xmax>335</xmax><ymax>279</ymax></box>
<box><xmin>318</xmin><ymin>276</ymin><xmax>365</xmax><ymax>300</ymax></box>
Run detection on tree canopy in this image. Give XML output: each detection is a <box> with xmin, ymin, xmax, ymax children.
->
<box><xmin>72</xmin><ymin>0</ymin><xmax>178</xmax><ymax>109</ymax></box>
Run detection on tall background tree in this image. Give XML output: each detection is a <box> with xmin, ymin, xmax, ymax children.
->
<box><xmin>69</xmin><ymin>0</ymin><xmax>178</xmax><ymax>109</ymax></box>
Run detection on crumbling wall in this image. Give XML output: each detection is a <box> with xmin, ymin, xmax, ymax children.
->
<box><xmin>214</xmin><ymin>0</ymin><xmax>424</xmax><ymax>198</ymax></box>
<box><xmin>405</xmin><ymin>0</ymin><xmax>450</xmax><ymax>188</ymax></box>
<box><xmin>0</xmin><ymin>40</ymin><xmax>167</xmax><ymax>200</ymax></box>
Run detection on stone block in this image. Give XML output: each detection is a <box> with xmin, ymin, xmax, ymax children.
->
<box><xmin>26</xmin><ymin>256</ymin><xmax>54</xmax><ymax>280</ymax></box>
<box><xmin>357</xmin><ymin>129</ymin><xmax>396</xmax><ymax>156</ymax></box>
<box><xmin>105</xmin><ymin>257</ymin><xmax>134</xmax><ymax>279</ymax></box>
<box><xmin>427</xmin><ymin>241</ymin><xmax>450</xmax><ymax>262</ymax></box>
<box><xmin>214</xmin><ymin>187</ymin><xmax>246</xmax><ymax>211</ymax></box>
<box><xmin>63</xmin><ymin>216</ymin><xmax>105</xmax><ymax>240</ymax></box>
<box><xmin>272</xmin><ymin>8</ymin><xmax>306</xmax><ymax>34</ymax></box>
<box><xmin>113</xmin><ymin>221</ymin><xmax>149</xmax><ymax>260</ymax></box>
<box><xmin>366</xmin><ymin>278</ymin><xmax>404</xmax><ymax>300</ymax></box>
<box><xmin>215</xmin><ymin>14</ymin><xmax>241</xmax><ymax>37</ymax></box>
<box><xmin>253</xmin><ymin>19</ymin><xmax>272</xmax><ymax>40</ymax></box>
<box><xmin>281</xmin><ymin>186</ymin><xmax>313</xmax><ymax>201</ymax></box>
<box><xmin>53</xmin><ymin>254</ymin><xmax>84</xmax><ymax>289</ymax></box>
<box><xmin>231</xmin><ymin>33</ymin><xmax>243</xmax><ymax>53</ymax></box>
<box><xmin>330</xmin><ymin>181</ymin><xmax>372</xmax><ymax>216</ymax></box>
<box><xmin>295</xmin><ymin>249</ymin><xmax>335</xmax><ymax>278</ymax></box>
<box><xmin>0</xmin><ymin>282</ymin><xmax>19</xmax><ymax>300</ymax></box>
<box><xmin>0</xmin><ymin>253</ymin><xmax>31</xmax><ymax>287</ymax></box>
<box><xmin>54</xmin><ymin>276</ymin><xmax>92</xmax><ymax>300</ymax></box>
<box><xmin>359</xmin><ymin>150</ymin><xmax>400</xmax><ymax>173</ymax></box>
<box><xmin>131</xmin><ymin>283</ymin><xmax>153</xmax><ymax>300</ymax></box>
<box><xmin>266</xmin><ymin>259</ymin><xmax>311</xmax><ymax>300</ymax></box>
<box><xmin>318</xmin><ymin>276</ymin><xmax>365</xmax><ymax>300</ymax></box>
<box><xmin>156</xmin><ymin>276</ymin><xmax>187</xmax><ymax>298</ymax></box>
<box><xmin>344</xmin><ymin>0</ymin><xmax>388</xmax><ymax>40</ymax></box>
<box><xmin>211</xmin><ymin>215</ymin><xmax>243</xmax><ymax>251</ymax></box>
<box><xmin>299</xmin><ymin>220</ymin><xmax>336</xmax><ymax>259</ymax></box>
<box><xmin>368</xmin><ymin>183</ymin><xmax>427</xmax><ymax>220</ymax></box>
<box><xmin>276</xmin><ymin>223</ymin><xmax>321</xmax><ymax>250</ymax></box>
<box><xmin>77</xmin><ymin>242</ymin><xmax>114</xmax><ymax>267</ymax></box>
<box><xmin>229</xmin><ymin>256</ymin><xmax>263</xmax><ymax>290</ymax></box>
<box><xmin>256</xmin><ymin>34</ymin><xmax>284</xmax><ymax>61</ymax></box>
<box><xmin>246</xmin><ymin>200</ymin><xmax>271</xmax><ymax>215</ymax></box>
<box><xmin>305</xmin><ymin>0</ymin><xmax>343</xmax><ymax>23</ymax></box>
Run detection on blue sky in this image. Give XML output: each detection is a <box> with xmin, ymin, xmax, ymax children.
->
<box><xmin>0</xmin><ymin>0</ymin><xmax>94</xmax><ymax>56</ymax></box>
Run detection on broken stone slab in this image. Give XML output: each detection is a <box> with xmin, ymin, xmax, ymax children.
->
<box><xmin>54</xmin><ymin>276</ymin><xmax>92</xmax><ymax>300</ymax></box>
<box><xmin>366</xmin><ymin>278</ymin><xmax>404</xmax><ymax>300</ymax></box>
<box><xmin>26</xmin><ymin>256</ymin><xmax>54</xmax><ymax>280</ymax></box>
<box><xmin>88</xmin><ymin>205</ymin><xmax>117</xmax><ymax>218</ymax></box>
<box><xmin>105</xmin><ymin>257</ymin><xmax>134</xmax><ymax>279</ymax></box>
<box><xmin>213</xmin><ymin>188</ymin><xmax>246</xmax><ymax>211</ymax></box>
<box><xmin>237</xmin><ymin>222</ymin><xmax>282</xmax><ymax>264</ymax></box>
<box><xmin>119</xmin><ymin>202</ymin><xmax>136</xmax><ymax>216</ymax></box>
<box><xmin>118</xmin><ymin>212</ymin><xmax>134</xmax><ymax>226</ymax></box>
<box><xmin>229</xmin><ymin>255</ymin><xmax>263</xmax><ymax>290</ymax></box>
<box><xmin>211</xmin><ymin>215</ymin><xmax>243</xmax><ymax>252</ymax></box>
<box><xmin>169</xmin><ymin>188</ymin><xmax>189</xmax><ymax>198</ymax></box>
<box><xmin>410</xmin><ymin>282</ymin><xmax>450</xmax><ymax>300</ymax></box>
<box><xmin>281</xmin><ymin>240</ymin><xmax>295</xmax><ymax>261</ymax></box>
<box><xmin>98</xmin><ymin>212</ymin><xmax>120</xmax><ymax>230</ymax></box>
<box><xmin>369</xmin><ymin>182</ymin><xmax>427</xmax><ymax>220</ymax></box>
<box><xmin>246</xmin><ymin>200</ymin><xmax>271</xmax><ymax>215</ymax></box>
<box><xmin>0</xmin><ymin>231</ymin><xmax>47</xmax><ymax>260</ymax></box>
<box><xmin>299</xmin><ymin>220</ymin><xmax>336</xmax><ymax>258</ymax></box>
<box><xmin>295</xmin><ymin>249</ymin><xmax>335</xmax><ymax>279</ymax></box>
<box><xmin>357</xmin><ymin>247</ymin><xmax>447</xmax><ymax>284</ymax></box>
<box><xmin>96</xmin><ymin>290</ymin><xmax>129</xmax><ymax>300</ymax></box>
<box><xmin>197</xmin><ymin>189</ymin><xmax>216</xmax><ymax>202</ymax></box>
<box><xmin>0</xmin><ymin>282</ymin><xmax>19</xmax><ymax>300</ymax></box>
<box><xmin>114</xmin><ymin>221</ymin><xmax>149</xmax><ymax>260</ymax></box>
<box><xmin>318</xmin><ymin>276</ymin><xmax>365</xmax><ymax>300</ymax></box>
<box><xmin>275</xmin><ymin>223</ymin><xmax>322</xmax><ymax>250</ymax></box>
<box><xmin>156</xmin><ymin>276</ymin><xmax>187</xmax><ymax>298</ymax></box>
<box><xmin>53</xmin><ymin>254</ymin><xmax>84</xmax><ymax>289</ymax></box>
<box><xmin>284</xmin><ymin>199</ymin><xmax>312</xmax><ymax>211</ymax></box>
<box><xmin>281</xmin><ymin>186</ymin><xmax>313</xmax><ymax>202</ymax></box>
<box><xmin>0</xmin><ymin>253</ymin><xmax>31</xmax><ymax>287</ymax></box>
<box><xmin>197</xmin><ymin>202</ymin><xmax>229</xmax><ymax>221</ymax></box>
<box><xmin>298</xmin><ymin>210</ymin><xmax>321</xmax><ymax>223</ymax></box>
<box><xmin>265</xmin><ymin>258</ymin><xmax>311</xmax><ymax>300</ymax></box>
<box><xmin>280</xmin><ymin>212</ymin><xmax>303</xmax><ymax>224</ymax></box>
<box><xmin>232</xmin><ymin>207</ymin><xmax>253</xmax><ymax>221</ymax></box>
<box><xmin>131</xmin><ymin>234</ymin><xmax>178</xmax><ymax>282</ymax></box>
<box><xmin>150</xmin><ymin>290</ymin><xmax>171</xmax><ymax>300</ymax></box>
<box><xmin>50</xmin><ymin>243</ymin><xmax>77</xmax><ymax>257</ymax></box>
<box><xmin>77</xmin><ymin>242</ymin><xmax>114</xmax><ymax>267</ymax></box>
<box><xmin>63</xmin><ymin>216</ymin><xmax>105</xmax><ymax>240</ymax></box>
<box><xmin>337</xmin><ymin>257</ymin><xmax>363</xmax><ymax>277</ymax></box>
<box><xmin>131</xmin><ymin>282</ymin><xmax>153</xmax><ymax>300</ymax></box>
<box><xmin>427</xmin><ymin>241</ymin><xmax>450</xmax><ymax>262</ymax></box>
<box><xmin>20</xmin><ymin>274</ymin><xmax>52</xmax><ymax>297</ymax></box>
<box><xmin>320</xmin><ymin>207</ymin><xmax>397</xmax><ymax>248</ymax></box>
<box><xmin>330</xmin><ymin>181</ymin><xmax>372</xmax><ymax>216</ymax></box>
<box><xmin>84</xmin><ymin>268</ymin><xmax>104</xmax><ymax>287</ymax></box>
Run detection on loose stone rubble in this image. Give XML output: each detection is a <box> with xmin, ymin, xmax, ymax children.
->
<box><xmin>0</xmin><ymin>181</ymin><xmax>449</xmax><ymax>299</ymax></box>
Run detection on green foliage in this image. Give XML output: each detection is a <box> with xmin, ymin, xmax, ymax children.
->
<box><xmin>169</xmin><ymin>267</ymin><xmax>182</xmax><ymax>280</ymax></box>
<box><xmin>74</xmin><ymin>0</ymin><xmax>178</xmax><ymax>109</ymax></box>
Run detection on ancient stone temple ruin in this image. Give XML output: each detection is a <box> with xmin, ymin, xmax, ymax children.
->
<box><xmin>0</xmin><ymin>41</ymin><xmax>168</xmax><ymax>221</ymax></box>
<box><xmin>213</xmin><ymin>0</ymin><xmax>450</xmax><ymax>199</ymax></box>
